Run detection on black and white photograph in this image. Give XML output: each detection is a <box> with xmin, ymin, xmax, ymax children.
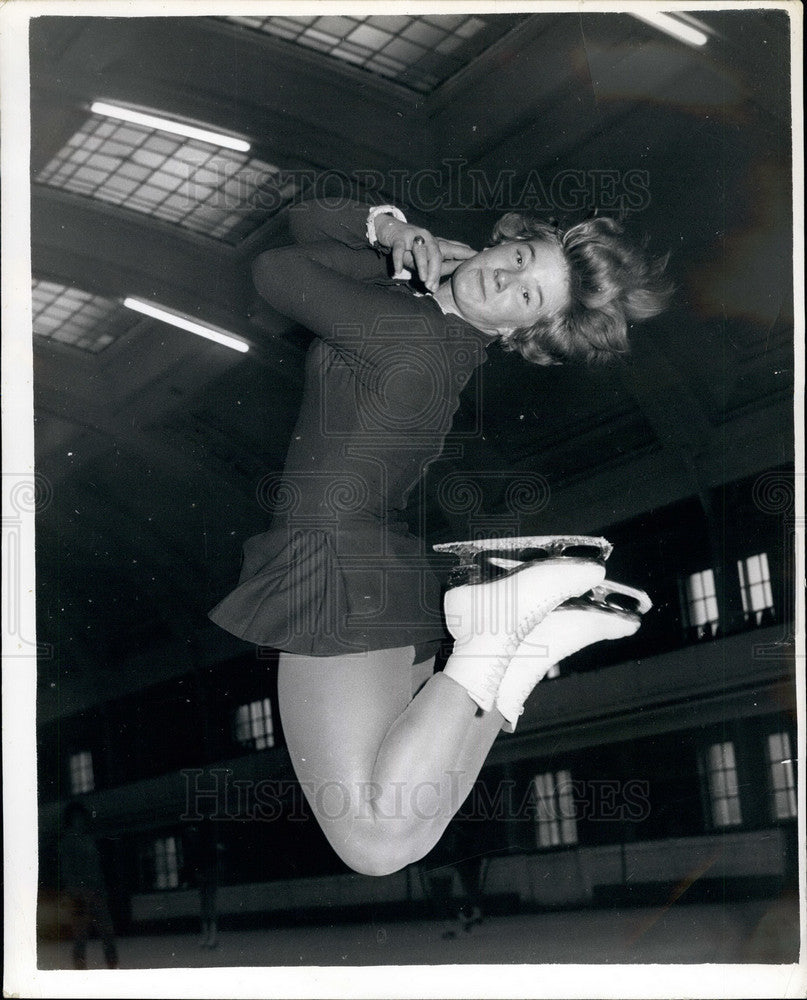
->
<box><xmin>1</xmin><ymin>2</ymin><xmax>804</xmax><ymax>997</ymax></box>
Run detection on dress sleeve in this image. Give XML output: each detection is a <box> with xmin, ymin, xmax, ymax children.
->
<box><xmin>252</xmin><ymin>243</ymin><xmax>412</xmax><ymax>348</ymax></box>
<box><xmin>287</xmin><ymin>198</ymin><xmax>381</xmax><ymax>249</ymax></box>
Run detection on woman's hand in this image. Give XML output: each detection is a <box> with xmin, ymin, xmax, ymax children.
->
<box><xmin>375</xmin><ymin>216</ymin><xmax>476</xmax><ymax>292</ymax></box>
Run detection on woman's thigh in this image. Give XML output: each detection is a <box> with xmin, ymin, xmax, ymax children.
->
<box><xmin>277</xmin><ymin>646</ymin><xmax>421</xmax><ymax>802</ymax></box>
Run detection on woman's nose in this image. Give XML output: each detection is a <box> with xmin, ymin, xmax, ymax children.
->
<box><xmin>493</xmin><ymin>268</ymin><xmax>510</xmax><ymax>291</ymax></box>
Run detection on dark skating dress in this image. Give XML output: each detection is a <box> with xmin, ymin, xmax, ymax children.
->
<box><xmin>209</xmin><ymin>200</ymin><xmax>491</xmax><ymax>657</ymax></box>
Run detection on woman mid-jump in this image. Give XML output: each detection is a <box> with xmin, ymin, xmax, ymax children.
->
<box><xmin>210</xmin><ymin>198</ymin><xmax>669</xmax><ymax>875</ymax></box>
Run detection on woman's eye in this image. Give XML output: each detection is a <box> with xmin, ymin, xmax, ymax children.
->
<box><xmin>515</xmin><ymin>251</ymin><xmax>523</xmax><ymax>265</ymax></box>
<box><xmin>522</xmin><ymin>289</ymin><xmax>530</xmax><ymax>303</ymax></box>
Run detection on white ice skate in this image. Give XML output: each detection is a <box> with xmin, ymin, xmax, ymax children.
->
<box><xmin>436</xmin><ymin>536</ymin><xmax>611</xmax><ymax>711</ymax></box>
<box><xmin>495</xmin><ymin>580</ymin><xmax>652</xmax><ymax>731</ymax></box>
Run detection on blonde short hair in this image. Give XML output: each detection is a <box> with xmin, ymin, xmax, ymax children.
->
<box><xmin>490</xmin><ymin>213</ymin><xmax>672</xmax><ymax>366</ymax></box>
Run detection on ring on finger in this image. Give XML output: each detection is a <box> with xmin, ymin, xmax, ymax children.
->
<box><xmin>412</xmin><ymin>235</ymin><xmax>426</xmax><ymax>246</ymax></box>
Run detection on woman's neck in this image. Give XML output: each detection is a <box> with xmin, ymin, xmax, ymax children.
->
<box><xmin>431</xmin><ymin>280</ymin><xmax>498</xmax><ymax>341</ymax></box>
<box><xmin>432</xmin><ymin>281</ymin><xmax>459</xmax><ymax>317</ymax></box>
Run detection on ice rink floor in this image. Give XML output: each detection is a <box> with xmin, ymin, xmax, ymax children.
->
<box><xmin>37</xmin><ymin>897</ymin><xmax>800</xmax><ymax>969</ymax></box>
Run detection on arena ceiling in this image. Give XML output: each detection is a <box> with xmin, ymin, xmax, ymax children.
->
<box><xmin>26</xmin><ymin>10</ymin><xmax>794</xmax><ymax>697</ymax></box>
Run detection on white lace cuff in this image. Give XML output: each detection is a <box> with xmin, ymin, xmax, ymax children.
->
<box><xmin>365</xmin><ymin>204</ymin><xmax>407</xmax><ymax>248</ymax></box>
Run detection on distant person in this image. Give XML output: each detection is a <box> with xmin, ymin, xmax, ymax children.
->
<box><xmin>60</xmin><ymin>801</ymin><xmax>118</xmax><ymax>970</ymax></box>
<box><xmin>182</xmin><ymin>815</ymin><xmax>225</xmax><ymax>949</ymax></box>
<box><xmin>430</xmin><ymin>822</ymin><xmax>486</xmax><ymax>939</ymax></box>
<box><xmin>453</xmin><ymin>852</ymin><xmax>486</xmax><ymax>933</ymax></box>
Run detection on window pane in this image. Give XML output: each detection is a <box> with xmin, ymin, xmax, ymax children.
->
<box><xmin>746</xmin><ymin>554</ymin><xmax>761</xmax><ymax>583</ymax></box>
<box><xmin>711</xmin><ymin>769</ymin><xmax>727</xmax><ymax>798</ymax></box>
<box><xmin>346</xmin><ymin>24</ymin><xmax>391</xmax><ymax>48</ymax></box>
<box><xmin>152</xmin><ymin>836</ymin><xmax>180</xmax><ymax>889</ymax></box>
<box><xmin>727</xmin><ymin>797</ymin><xmax>742</xmax><ymax>826</ymax></box>
<box><xmin>69</xmin><ymin>751</ymin><xmax>95</xmax><ymax>794</ymax></box>
<box><xmin>234</xmin><ymin>698</ymin><xmax>274</xmax><ymax>750</ymax></box>
<box><xmin>533</xmin><ymin>770</ymin><xmax>576</xmax><ymax>847</ymax></box>
<box><xmin>768</xmin><ymin>731</ymin><xmax>786</xmax><ymax>761</ymax></box>
<box><xmin>684</xmin><ymin>570</ymin><xmax>720</xmax><ymax>630</ymax></box>
<box><xmin>725</xmin><ymin>768</ymin><xmax>739</xmax><ymax>797</ymax></box>
<box><xmin>767</xmin><ymin>731</ymin><xmax>797</xmax><ymax>820</ymax></box>
<box><xmin>560</xmin><ymin>818</ymin><xmax>578</xmax><ymax>845</ymax></box>
<box><xmin>538</xmin><ymin>823</ymin><xmax>558</xmax><ymax>847</ymax></box>
<box><xmin>738</xmin><ymin>553</ymin><xmax>774</xmax><ymax>621</ymax></box>
<box><xmin>705</xmin><ymin>740</ymin><xmax>742</xmax><ymax>828</ymax></box>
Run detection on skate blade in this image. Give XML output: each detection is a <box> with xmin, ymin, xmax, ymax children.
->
<box><xmin>433</xmin><ymin>534</ymin><xmax>612</xmax><ymax>587</ymax></box>
<box><xmin>560</xmin><ymin>579</ymin><xmax>652</xmax><ymax>618</ymax></box>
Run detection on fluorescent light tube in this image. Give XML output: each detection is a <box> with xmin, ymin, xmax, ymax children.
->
<box><xmin>124</xmin><ymin>298</ymin><xmax>249</xmax><ymax>353</ymax></box>
<box><xmin>631</xmin><ymin>11</ymin><xmax>709</xmax><ymax>47</ymax></box>
<box><xmin>91</xmin><ymin>101</ymin><xmax>251</xmax><ymax>152</ymax></box>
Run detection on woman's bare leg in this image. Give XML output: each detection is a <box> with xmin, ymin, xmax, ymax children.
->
<box><xmin>277</xmin><ymin>646</ymin><xmax>502</xmax><ymax>876</ymax></box>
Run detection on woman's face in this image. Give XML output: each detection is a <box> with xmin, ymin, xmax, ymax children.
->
<box><xmin>449</xmin><ymin>238</ymin><xmax>571</xmax><ymax>337</ymax></box>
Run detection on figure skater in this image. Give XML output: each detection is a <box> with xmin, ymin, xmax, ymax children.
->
<box><xmin>210</xmin><ymin>197</ymin><xmax>670</xmax><ymax>876</ymax></box>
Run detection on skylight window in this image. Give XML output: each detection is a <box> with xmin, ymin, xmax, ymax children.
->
<box><xmin>32</xmin><ymin>279</ymin><xmax>136</xmax><ymax>353</ymax></box>
<box><xmin>225</xmin><ymin>13</ymin><xmax>529</xmax><ymax>93</ymax></box>
<box><xmin>35</xmin><ymin>110</ymin><xmax>301</xmax><ymax>243</ymax></box>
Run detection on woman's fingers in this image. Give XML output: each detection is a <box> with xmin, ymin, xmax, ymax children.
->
<box><xmin>411</xmin><ymin>233</ymin><xmax>443</xmax><ymax>291</ymax></box>
<box><xmin>436</xmin><ymin>238</ymin><xmax>478</xmax><ymax>281</ymax></box>
<box><xmin>391</xmin><ymin>227</ymin><xmax>439</xmax><ymax>287</ymax></box>
<box><xmin>390</xmin><ymin>227</ymin><xmax>477</xmax><ymax>290</ymax></box>
<box><xmin>391</xmin><ymin>237</ymin><xmax>407</xmax><ymax>277</ymax></box>
<box><xmin>439</xmin><ymin>258</ymin><xmax>466</xmax><ymax>277</ymax></box>
<box><xmin>437</xmin><ymin>238</ymin><xmax>477</xmax><ymax>262</ymax></box>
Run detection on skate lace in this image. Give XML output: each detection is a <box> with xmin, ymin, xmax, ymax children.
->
<box><xmin>489</xmin><ymin>585</ymin><xmax>584</xmax><ymax>703</ymax></box>
<box><xmin>481</xmin><ymin>595</ymin><xmax>562</xmax><ymax>698</ymax></box>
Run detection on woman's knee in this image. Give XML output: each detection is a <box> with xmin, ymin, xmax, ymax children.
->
<box><xmin>326</xmin><ymin>817</ymin><xmax>441</xmax><ymax>877</ymax></box>
<box><xmin>332</xmin><ymin>841</ymin><xmax>416</xmax><ymax>878</ymax></box>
